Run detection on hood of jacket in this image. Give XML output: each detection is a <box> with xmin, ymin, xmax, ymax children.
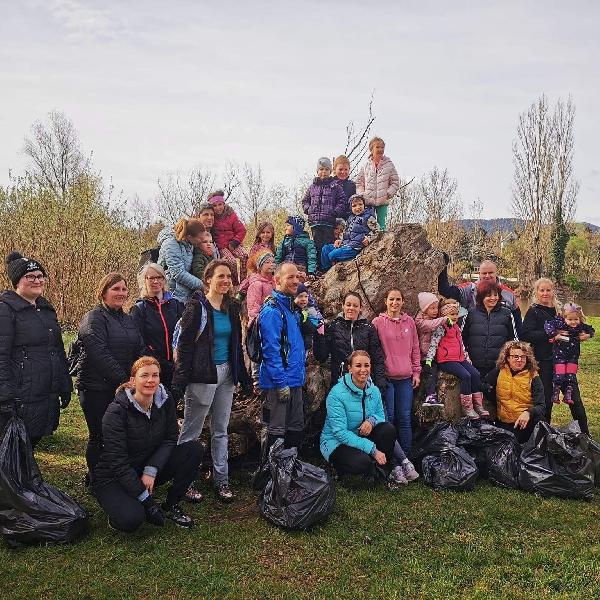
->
<box><xmin>157</xmin><ymin>225</ymin><xmax>175</xmax><ymax>246</ymax></box>
<box><xmin>0</xmin><ymin>289</ymin><xmax>52</xmax><ymax>312</ymax></box>
<box><xmin>374</xmin><ymin>311</ymin><xmax>410</xmax><ymax>325</ymax></box>
<box><xmin>339</xmin><ymin>373</ymin><xmax>376</xmax><ymax>397</ymax></box>
<box><xmin>121</xmin><ymin>384</ymin><xmax>169</xmax><ymax>410</ymax></box>
<box><xmin>312</xmin><ymin>176</ymin><xmax>335</xmax><ymax>186</ymax></box>
<box><xmin>248</xmin><ymin>272</ymin><xmax>274</xmax><ymax>285</ymax></box>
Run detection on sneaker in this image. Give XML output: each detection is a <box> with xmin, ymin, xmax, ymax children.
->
<box><xmin>422</xmin><ymin>394</ymin><xmax>443</xmax><ymax>407</ymax></box>
<box><xmin>401</xmin><ymin>459</ymin><xmax>420</xmax><ymax>481</ymax></box>
<box><xmin>389</xmin><ymin>465</ymin><xmax>408</xmax><ymax>485</ymax></box>
<box><xmin>184</xmin><ymin>485</ymin><xmax>204</xmax><ymax>503</ymax></box>
<box><xmin>161</xmin><ymin>503</ymin><xmax>194</xmax><ymax>528</ymax></box>
<box><xmin>216</xmin><ymin>484</ymin><xmax>235</xmax><ymax>503</ymax></box>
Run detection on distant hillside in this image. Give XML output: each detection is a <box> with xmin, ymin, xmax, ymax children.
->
<box><xmin>458</xmin><ymin>218</ymin><xmax>599</xmax><ymax>234</ymax></box>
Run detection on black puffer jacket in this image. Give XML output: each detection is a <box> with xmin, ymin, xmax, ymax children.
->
<box><xmin>92</xmin><ymin>386</ymin><xmax>178</xmax><ymax>497</ymax></box>
<box><xmin>171</xmin><ymin>292</ymin><xmax>250</xmax><ymax>393</ymax></box>
<box><xmin>76</xmin><ymin>305</ymin><xmax>145</xmax><ymax>393</ymax></box>
<box><xmin>0</xmin><ymin>291</ymin><xmax>72</xmax><ymax>439</ymax></box>
<box><xmin>129</xmin><ymin>292</ymin><xmax>184</xmax><ymax>387</ymax></box>
<box><xmin>462</xmin><ymin>304</ymin><xmax>518</xmax><ymax>376</ymax></box>
<box><xmin>521</xmin><ymin>303</ymin><xmax>556</xmax><ymax>363</ymax></box>
<box><xmin>313</xmin><ymin>315</ymin><xmax>387</xmax><ymax>391</ymax></box>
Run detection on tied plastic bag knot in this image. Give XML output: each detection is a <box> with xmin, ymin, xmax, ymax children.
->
<box><xmin>259</xmin><ymin>439</ymin><xmax>336</xmax><ymax>530</ymax></box>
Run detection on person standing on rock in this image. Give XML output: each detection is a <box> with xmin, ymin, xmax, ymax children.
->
<box><xmin>332</xmin><ymin>155</ymin><xmax>356</xmax><ymax>219</ymax></box>
<box><xmin>437</xmin><ymin>255</ymin><xmax>522</xmax><ymax>336</ymax></box>
<box><xmin>356</xmin><ymin>137</ymin><xmax>400</xmax><ymax>231</ymax></box>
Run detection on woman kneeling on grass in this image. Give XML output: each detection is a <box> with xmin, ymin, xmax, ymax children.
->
<box><xmin>92</xmin><ymin>357</ymin><xmax>203</xmax><ymax>532</ymax></box>
<box><xmin>320</xmin><ymin>351</ymin><xmax>406</xmax><ymax>488</ymax></box>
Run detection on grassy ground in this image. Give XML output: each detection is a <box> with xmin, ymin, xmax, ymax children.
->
<box><xmin>3</xmin><ymin>320</ymin><xmax>600</xmax><ymax>599</ymax></box>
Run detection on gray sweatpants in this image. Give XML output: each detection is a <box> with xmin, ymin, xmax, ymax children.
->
<box><xmin>265</xmin><ymin>386</ymin><xmax>304</xmax><ymax>437</ymax></box>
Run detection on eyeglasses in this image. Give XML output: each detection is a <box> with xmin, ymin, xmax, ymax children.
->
<box><xmin>24</xmin><ymin>274</ymin><xmax>46</xmax><ymax>282</ymax></box>
<box><xmin>145</xmin><ymin>276</ymin><xmax>165</xmax><ymax>283</ymax></box>
<box><xmin>508</xmin><ymin>355</ymin><xmax>526</xmax><ymax>361</ymax></box>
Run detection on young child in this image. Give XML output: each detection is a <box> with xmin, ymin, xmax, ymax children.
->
<box><xmin>249</xmin><ymin>222</ymin><xmax>276</xmax><ymax>257</ymax></box>
<box><xmin>302</xmin><ymin>157</ymin><xmax>347</xmax><ymax>269</ymax></box>
<box><xmin>332</xmin><ymin>155</ymin><xmax>357</xmax><ymax>218</ymax></box>
<box><xmin>415</xmin><ymin>292</ymin><xmax>446</xmax><ymax>407</ymax></box>
<box><xmin>275</xmin><ymin>216</ymin><xmax>317</xmax><ymax>276</ymax></box>
<box><xmin>356</xmin><ymin>136</ymin><xmax>400</xmax><ymax>230</ymax></box>
<box><xmin>320</xmin><ymin>194</ymin><xmax>380</xmax><ymax>271</ymax></box>
<box><xmin>426</xmin><ymin>299</ymin><xmax>487</xmax><ymax>419</ymax></box>
<box><xmin>544</xmin><ymin>302</ymin><xmax>595</xmax><ymax>405</ymax></box>
<box><xmin>294</xmin><ymin>283</ymin><xmax>323</xmax><ymax>352</ymax></box>
<box><xmin>209</xmin><ymin>190</ymin><xmax>248</xmax><ymax>284</ymax></box>
<box><xmin>191</xmin><ymin>231</ymin><xmax>214</xmax><ymax>280</ymax></box>
<box><xmin>334</xmin><ymin>218</ymin><xmax>346</xmax><ymax>242</ymax></box>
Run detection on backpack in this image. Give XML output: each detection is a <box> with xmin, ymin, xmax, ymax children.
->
<box><xmin>66</xmin><ymin>336</ymin><xmax>83</xmax><ymax>377</ymax></box>
<box><xmin>138</xmin><ymin>247</ymin><xmax>160</xmax><ymax>272</ymax></box>
<box><xmin>246</xmin><ymin>296</ymin><xmax>289</xmax><ymax>367</ymax></box>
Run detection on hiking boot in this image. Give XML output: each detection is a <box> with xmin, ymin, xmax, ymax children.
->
<box><xmin>422</xmin><ymin>394</ymin><xmax>443</xmax><ymax>407</ymax></box>
<box><xmin>401</xmin><ymin>459</ymin><xmax>420</xmax><ymax>481</ymax></box>
<box><xmin>460</xmin><ymin>394</ymin><xmax>479</xmax><ymax>419</ymax></box>
<box><xmin>184</xmin><ymin>485</ymin><xmax>204</xmax><ymax>503</ymax></box>
<box><xmin>389</xmin><ymin>465</ymin><xmax>408</xmax><ymax>485</ymax></box>
<box><xmin>162</xmin><ymin>503</ymin><xmax>194</xmax><ymax>528</ymax></box>
<box><xmin>472</xmin><ymin>392</ymin><xmax>490</xmax><ymax>418</ymax></box>
<box><xmin>552</xmin><ymin>386</ymin><xmax>561</xmax><ymax>405</ymax></box>
<box><xmin>564</xmin><ymin>386</ymin><xmax>574</xmax><ymax>405</ymax></box>
<box><xmin>216</xmin><ymin>484</ymin><xmax>235</xmax><ymax>503</ymax></box>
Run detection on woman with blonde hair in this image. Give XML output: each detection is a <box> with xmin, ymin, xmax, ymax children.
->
<box><xmin>156</xmin><ymin>217</ymin><xmax>206</xmax><ymax>302</ymax></box>
<box><xmin>483</xmin><ymin>341</ymin><xmax>546</xmax><ymax>443</ymax></box>
<box><xmin>130</xmin><ymin>262</ymin><xmax>184</xmax><ymax>389</ymax></box>
<box><xmin>356</xmin><ymin>136</ymin><xmax>399</xmax><ymax>230</ymax></box>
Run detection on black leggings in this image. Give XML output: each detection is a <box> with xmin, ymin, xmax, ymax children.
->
<box><xmin>329</xmin><ymin>422</ymin><xmax>397</xmax><ymax>477</ymax></box>
<box><xmin>538</xmin><ymin>359</ymin><xmax>589</xmax><ymax>434</ymax></box>
<box><xmin>79</xmin><ymin>389</ymin><xmax>114</xmax><ymax>471</ymax></box>
<box><xmin>94</xmin><ymin>440</ymin><xmax>203</xmax><ymax>533</ymax></box>
<box><xmin>310</xmin><ymin>225</ymin><xmax>334</xmax><ymax>270</ymax></box>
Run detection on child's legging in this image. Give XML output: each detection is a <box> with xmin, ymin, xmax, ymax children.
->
<box><xmin>553</xmin><ymin>361</ymin><xmax>578</xmax><ymax>388</ymax></box>
<box><xmin>438</xmin><ymin>361</ymin><xmax>481</xmax><ymax>394</ymax></box>
<box><xmin>220</xmin><ymin>245</ymin><xmax>248</xmax><ymax>284</ymax></box>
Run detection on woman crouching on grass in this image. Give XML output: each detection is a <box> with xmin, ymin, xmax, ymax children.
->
<box><xmin>92</xmin><ymin>357</ymin><xmax>203</xmax><ymax>533</ymax></box>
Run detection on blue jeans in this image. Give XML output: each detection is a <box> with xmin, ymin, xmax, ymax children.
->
<box><xmin>385</xmin><ymin>378</ymin><xmax>414</xmax><ymax>454</ymax></box>
<box><xmin>320</xmin><ymin>244</ymin><xmax>359</xmax><ymax>271</ymax></box>
<box><xmin>437</xmin><ymin>361</ymin><xmax>480</xmax><ymax>395</ymax></box>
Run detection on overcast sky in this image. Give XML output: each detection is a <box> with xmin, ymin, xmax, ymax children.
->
<box><xmin>2</xmin><ymin>1</ymin><xmax>599</xmax><ymax>224</ymax></box>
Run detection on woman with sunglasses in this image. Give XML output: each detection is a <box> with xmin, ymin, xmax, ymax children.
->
<box><xmin>0</xmin><ymin>252</ymin><xmax>72</xmax><ymax>447</ymax></box>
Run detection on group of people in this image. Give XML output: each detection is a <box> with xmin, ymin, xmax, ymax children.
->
<box><xmin>0</xmin><ymin>137</ymin><xmax>595</xmax><ymax>534</ymax></box>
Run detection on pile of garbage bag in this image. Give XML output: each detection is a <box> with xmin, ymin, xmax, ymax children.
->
<box><xmin>0</xmin><ymin>416</ymin><xmax>89</xmax><ymax>548</ymax></box>
<box><xmin>411</xmin><ymin>418</ymin><xmax>600</xmax><ymax>499</ymax></box>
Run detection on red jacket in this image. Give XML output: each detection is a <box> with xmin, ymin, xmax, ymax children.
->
<box><xmin>436</xmin><ymin>322</ymin><xmax>466</xmax><ymax>363</ymax></box>
<box><xmin>213</xmin><ymin>205</ymin><xmax>246</xmax><ymax>250</ymax></box>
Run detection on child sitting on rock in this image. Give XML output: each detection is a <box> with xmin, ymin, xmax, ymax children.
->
<box><xmin>320</xmin><ymin>194</ymin><xmax>380</xmax><ymax>271</ymax></box>
<box><xmin>249</xmin><ymin>221</ymin><xmax>276</xmax><ymax>257</ymax></box>
<box><xmin>544</xmin><ymin>302</ymin><xmax>594</xmax><ymax>405</ymax></box>
<box><xmin>275</xmin><ymin>216</ymin><xmax>317</xmax><ymax>276</ymax></box>
<box><xmin>294</xmin><ymin>283</ymin><xmax>323</xmax><ymax>352</ymax></box>
<box><xmin>426</xmin><ymin>299</ymin><xmax>487</xmax><ymax>419</ymax></box>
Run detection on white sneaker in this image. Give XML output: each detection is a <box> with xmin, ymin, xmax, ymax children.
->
<box><xmin>389</xmin><ymin>465</ymin><xmax>408</xmax><ymax>485</ymax></box>
<box><xmin>402</xmin><ymin>459</ymin><xmax>419</xmax><ymax>481</ymax></box>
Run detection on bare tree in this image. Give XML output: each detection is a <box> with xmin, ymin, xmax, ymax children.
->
<box><xmin>511</xmin><ymin>95</ymin><xmax>578</xmax><ymax>278</ymax></box>
<box><xmin>343</xmin><ymin>93</ymin><xmax>376</xmax><ymax>175</ymax></box>
<box><xmin>387</xmin><ymin>178</ymin><xmax>421</xmax><ymax>225</ymax></box>
<box><xmin>230</xmin><ymin>163</ymin><xmax>267</xmax><ymax>228</ymax></box>
<box><xmin>23</xmin><ymin>111</ymin><xmax>88</xmax><ymax>199</ymax></box>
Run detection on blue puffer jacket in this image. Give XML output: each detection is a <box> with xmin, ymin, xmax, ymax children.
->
<box><xmin>342</xmin><ymin>206</ymin><xmax>379</xmax><ymax>250</ymax></box>
<box><xmin>302</xmin><ymin>177</ymin><xmax>347</xmax><ymax>228</ymax></box>
<box><xmin>274</xmin><ymin>233</ymin><xmax>317</xmax><ymax>274</ymax></box>
<box><xmin>320</xmin><ymin>374</ymin><xmax>385</xmax><ymax>461</ymax></box>
<box><xmin>258</xmin><ymin>290</ymin><xmax>305</xmax><ymax>389</ymax></box>
<box><xmin>157</xmin><ymin>226</ymin><xmax>203</xmax><ymax>303</ymax></box>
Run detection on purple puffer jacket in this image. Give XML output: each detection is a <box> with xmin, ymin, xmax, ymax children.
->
<box><xmin>302</xmin><ymin>177</ymin><xmax>347</xmax><ymax>227</ymax></box>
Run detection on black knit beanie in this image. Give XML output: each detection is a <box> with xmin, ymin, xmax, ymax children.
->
<box><xmin>5</xmin><ymin>252</ymin><xmax>47</xmax><ymax>288</ymax></box>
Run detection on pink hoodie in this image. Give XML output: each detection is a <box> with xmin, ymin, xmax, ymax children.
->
<box><xmin>246</xmin><ymin>273</ymin><xmax>275</xmax><ymax>322</ymax></box>
<box><xmin>371</xmin><ymin>312</ymin><xmax>421</xmax><ymax>379</ymax></box>
<box><xmin>415</xmin><ymin>313</ymin><xmax>447</xmax><ymax>360</ymax></box>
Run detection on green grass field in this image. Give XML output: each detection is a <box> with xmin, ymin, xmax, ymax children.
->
<box><xmin>3</xmin><ymin>320</ymin><xmax>600</xmax><ymax>599</ymax></box>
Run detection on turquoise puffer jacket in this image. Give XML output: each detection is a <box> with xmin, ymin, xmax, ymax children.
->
<box><xmin>320</xmin><ymin>374</ymin><xmax>385</xmax><ymax>461</ymax></box>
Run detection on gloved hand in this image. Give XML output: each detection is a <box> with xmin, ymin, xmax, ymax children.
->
<box><xmin>142</xmin><ymin>496</ymin><xmax>165</xmax><ymax>526</ymax></box>
<box><xmin>276</xmin><ymin>387</ymin><xmax>291</xmax><ymax>404</ymax></box>
<box><xmin>442</xmin><ymin>251</ymin><xmax>451</xmax><ymax>265</ymax></box>
<box><xmin>60</xmin><ymin>392</ymin><xmax>71</xmax><ymax>410</ymax></box>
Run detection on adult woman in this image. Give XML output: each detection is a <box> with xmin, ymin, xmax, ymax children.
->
<box><xmin>320</xmin><ymin>351</ymin><xmax>404</xmax><ymax>485</ymax></box>
<box><xmin>461</xmin><ymin>280</ymin><xmax>518</xmax><ymax>379</ymax></box>
<box><xmin>172</xmin><ymin>260</ymin><xmax>250</xmax><ymax>503</ymax></box>
<box><xmin>314</xmin><ymin>292</ymin><xmax>387</xmax><ymax>395</ymax></box>
<box><xmin>521</xmin><ymin>278</ymin><xmax>590</xmax><ymax>432</ymax></box>
<box><xmin>157</xmin><ymin>218</ymin><xmax>206</xmax><ymax>303</ymax></box>
<box><xmin>372</xmin><ymin>289</ymin><xmax>421</xmax><ymax>455</ymax></box>
<box><xmin>92</xmin><ymin>357</ymin><xmax>203</xmax><ymax>532</ymax></box>
<box><xmin>130</xmin><ymin>262</ymin><xmax>184</xmax><ymax>390</ymax></box>
<box><xmin>483</xmin><ymin>341</ymin><xmax>546</xmax><ymax>443</ymax></box>
<box><xmin>356</xmin><ymin>137</ymin><xmax>399</xmax><ymax>230</ymax></box>
<box><xmin>77</xmin><ymin>273</ymin><xmax>145</xmax><ymax>474</ymax></box>
<box><xmin>0</xmin><ymin>252</ymin><xmax>71</xmax><ymax>446</ymax></box>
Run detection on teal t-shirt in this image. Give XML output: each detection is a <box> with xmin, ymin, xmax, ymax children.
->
<box><xmin>213</xmin><ymin>309</ymin><xmax>232</xmax><ymax>365</ymax></box>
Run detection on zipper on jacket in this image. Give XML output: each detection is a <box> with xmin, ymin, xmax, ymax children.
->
<box><xmin>155</xmin><ymin>299</ymin><xmax>171</xmax><ymax>362</ymax></box>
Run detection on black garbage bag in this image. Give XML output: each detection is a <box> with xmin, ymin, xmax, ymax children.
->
<box><xmin>0</xmin><ymin>416</ymin><xmax>89</xmax><ymax>548</ymax></box>
<box><xmin>259</xmin><ymin>440</ymin><xmax>336</xmax><ymax>530</ymax></box>
<box><xmin>410</xmin><ymin>421</ymin><xmax>459</xmax><ymax>471</ymax></box>
<box><xmin>422</xmin><ymin>446</ymin><xmax>479</xmax><ymax>492</ymax></box>
<box><xmin>559</xmin><ymin>421</ymin><xmax>600</xmax><ymax>487</ymax></box>
<box><xmin>519</xmin><ymin>421</ymin><xmax>594</xmax><ymax>500</ymax></box>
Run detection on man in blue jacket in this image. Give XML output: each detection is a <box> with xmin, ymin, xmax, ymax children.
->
<box><xmin>258</xmin><ymin>262</ymin><xmax>305</xmax><ymax>451</ymax></box>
